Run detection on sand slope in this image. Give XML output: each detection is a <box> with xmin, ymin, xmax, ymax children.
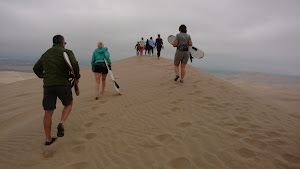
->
<box><xmin>0</xmin><ymin>71</ymin><xmax>36</xmax><ymax>84</ymax></box>
<box><xmin>215</xmin><ymin>73</ymin><xmax>300</xmax><ymax>115</ymax></box>
<box><xmin>0</xmin><ymin>56</ymin><xmax>299</xmax><ymax>169</ymax></box>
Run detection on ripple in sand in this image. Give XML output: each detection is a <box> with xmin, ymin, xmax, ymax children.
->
<box><xmin>72</xmin><ymin>145</ymin><xmax>86</xmax><ymax>153</ymax></box>
<box><xmin>281</xmin><ymin>154</ymin><xmax>300</xmax><ymax>164</ymax></box>
<box><xmin>243</xmin><ymin>138</ymin><xmax>267</xmax><ymax>150</ymax></box>
<box><xmin>177</xmin><ymin>122</ymin><xmax>192</xmax><ymax>128</ymax></box>
<box><xmin>168</xmin><ymin>157</ymin><xmax>191</xmax><ymax>169</ymax></box>
<box><xmin>203</xmin><ymin>96</ymin><xmax>215</xmax><ymax>100</ymax></box>
<box><xmin>236</xmin><ymin>147</ymin><xmax>256</xmax><ymax>158</ymax></box>
<box><xmin>64</xmin><ymin>162</ymin><xmax>89</xmax><ymax>169</ymax></box>
<box><xmin>267</xmin><ymin>139</ymin><xmax>289</xmax><ymax>146</ymax></box>
<box><xmin>249</xmin><ymin>134</ymin><xmax>268</xmax><ymax>140</ymax></box>
<box><xmin>234</xmin><ymin>116</ymin><xmax>249</xmax><ymax>122</ymax></box>
<box><xmin>233</xmin><ymin>127</ymin><xmax>248</xmax><ymax>134</ymax></box>
<box><xmin>265</xmin><ymin>131</ymin><xmax>281</xmax><ymax>138</ymax></box>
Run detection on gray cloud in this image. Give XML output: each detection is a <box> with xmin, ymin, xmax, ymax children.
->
<box><xmin>0</xmin><ymin>0</ymin><xmax>299</xmax><ymax>75</ymax></box>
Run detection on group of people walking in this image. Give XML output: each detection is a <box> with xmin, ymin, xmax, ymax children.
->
<box><xmin>33</xmin><ymin>24</ymin><xmax>192</xmax><ymax>146</ymax></box>
<box><xmin>135</xmin><ymin>34</ymin><xmax>164</xmax><ymax>59</ymax></box>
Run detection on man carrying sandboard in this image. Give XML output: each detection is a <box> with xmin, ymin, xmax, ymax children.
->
<box><xmin>33</xmin><ymin>35</ymin><xmax>80</xmax><ymax>146</ymax></box>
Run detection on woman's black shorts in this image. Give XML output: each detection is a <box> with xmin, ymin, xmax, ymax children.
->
<box><xmin>94</xmin><ymin>62</ymin><xmax>108</xmax><ymax>74</ymax></box>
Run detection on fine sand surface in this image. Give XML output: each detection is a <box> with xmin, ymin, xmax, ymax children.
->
<box><xmin>215</xmin><ymin>73</ymin><xmax>300</xmax><ymax>115</ymax></box>
<box><xmin>0</xmin><ymin>56</ymin><xmax>299</xmax><ymax>169</ymax></box>
<box><xmin>0</xmin><ymin>71</ymin><xmax>37</xmax><ymax>84</ymax></box>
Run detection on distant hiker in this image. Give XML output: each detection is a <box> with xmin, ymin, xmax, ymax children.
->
<box><xmin>135</xmin><ymin>42</ymin><xmax>140</xmax><ymax>55</ymax></box>
<box><xmin>91</xmin><ymin>41</ymin><xmax>112</xmax><ymax>100</ymax></box>
<box><xmin>148</xmin><ymin>37</ymin><xmax>155</xmax><ymax>55</ymax></box>
<box><xmin>33</xmin><ymin>35</ymin><xmax>80</xmax><ymax>145</ymax></box>
<box><xmin>139</xmin><ymin>37</ymin><xmax>146</xmax><ymax>56</ymax></box>
<box><xmin>155</xmin><ymin>34</ymin><xmax>163</xmax><ymax>59</ymax></box>
<box><xmin>145</xmin><ymin>39</ymin><xmax>150</xmax><ymax>55</ymax></box>
<box><xmin>172</xmin><ymin>24</ymin><xmax>192</xmax><ymax>83</ymax></box>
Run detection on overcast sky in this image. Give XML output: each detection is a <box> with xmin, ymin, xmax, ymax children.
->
<box><xmin>0</xmin><ymin>0</ymin><xmax>299</xmax><ymax>76</ymax></box>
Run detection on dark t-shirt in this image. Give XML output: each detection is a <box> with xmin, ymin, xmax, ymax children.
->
<box><xmin>155</xmin><ymin>38</ymin><xmax>163</xmax><ymax>47</ymax></box>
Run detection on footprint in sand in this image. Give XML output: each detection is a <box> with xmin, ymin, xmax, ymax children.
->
<box><xmin>84</xmin><ymin>122</ymin><xmax>93</xmax><ymax>127</ymax></box>
<box><xmin>168</xmin><ymin>157</ymin><xmax>191</xmax><ymax>169</ymax></box>
<box><xmin>154</xmin><ymin>134</ymin><xmax>174</xmax><ymax>144</ymax></box>
<box><xmin>168</xmin><ymin>91</ymin><xmax>174</xmax><ymax>95</ymax></box>
<box><xmin>281</xmin><ymin>154</ymin><xmax>300</xmax><ymax>164</ymax></box>
<box><xmin>85</xmin><ymin>133</ymin><xmax>97</xmax><ymax>140</ymax></box>
<box><xmin>98</xmin><ymin>113</ymin><xmax>107</xmax><ymax>117</ymax></box>
<box><xmin>177</xmin><ymin>122</ymin><xmax>192</xmax><ymax>128</ymax></box>
<box><xmin>42</xmin><ymin>149</ymin><xmax>56</xmax><ymax>158</ymax></box>
<box><xmin>170</xmin><ymin>107</ymin><xmax>179</xmax><ymax>112</ymax></box>
<box><xmin>91</xmin><ymin>105</ymin><xmax>99</xmax><ymax>110</ymax></box>
<box><xmin>236</xmin><ymin>147</ymin><xmax>256</xmax><ymax>159</ymax></box>
<box><xmin>72</xmin><ymin>145</ymin><xmax>86</xmax><ymax>153</ymax></box>
<box><xmin>99</xmin><ymin>100</ymin><xmax>108</xmax><ymax>104</ymax></box>
<box><xmin>161</xmin><ymin>111</ymin><xmax>171</xmax><ymax>115</ymax></box>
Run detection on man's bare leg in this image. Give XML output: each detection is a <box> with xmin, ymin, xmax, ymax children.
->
<box><xmin>44</xmin><ymin>110</ymin><xmax>54</xmax><ymax>142</ymax></box>
<box><xmin>60</xmin><ymin>101</ymin><xmax>73</xmax><ymax>125</ymax></box>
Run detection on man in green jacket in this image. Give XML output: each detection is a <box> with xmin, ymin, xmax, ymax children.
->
<box><xmin>33</xmin><ymin>35</ymin><xmax>80</xmax><ymax>145</ymax></box>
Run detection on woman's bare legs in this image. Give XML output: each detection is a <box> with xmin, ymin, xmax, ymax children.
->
<box><xmin>94</xmin><ymin>72</ymin><xmax>102</xmax><ymax>99</ymax></box>
<box><xmin>101</xmin><ymin>74</ymin><xmax>107</xmax><ymax>95</ymax></box>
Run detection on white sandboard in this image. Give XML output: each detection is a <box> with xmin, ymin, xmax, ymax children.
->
<box><xmin>63</xmin><ymin>52</ymin><xmax>80</xmax><ymax>96</ymax></box>
<box><xmin>168</xmin><ymin>35</ymin><xmax>204</xmax><ymax>59</ymax></box>
<box><xmin>104</xmin><ymin>59</ymin><xmax>121</xmax><ymax>95</ymax></box>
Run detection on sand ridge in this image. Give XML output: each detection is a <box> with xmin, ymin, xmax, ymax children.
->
<box><xmin>0</xmin><ymin>56</ymin><xmax>299</xmax><ymax>169</ymax></box>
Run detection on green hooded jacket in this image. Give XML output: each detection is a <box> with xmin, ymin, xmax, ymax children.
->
<box><xmin>33</xmin><ymin>44</ymin><xmax>80</xmax><ymax>87</ymax></box>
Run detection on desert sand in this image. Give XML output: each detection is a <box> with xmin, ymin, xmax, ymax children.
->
<box><xmin>0</xmin><ymin>71</ymin><xmax>36</xmax><ymax>84</ymax></box>
<box><xmin>0</xmin><ymin>56</ymin><xmax>299</xmax><ymax>169</ymax></box>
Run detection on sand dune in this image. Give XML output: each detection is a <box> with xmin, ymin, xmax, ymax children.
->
<box><xmin>0</xmin><ymin>71</ymin><xmax>36</xmax><ymax>84</ymax></box>
<box><xmin>215</xmin><ymin>73</ymin><xmax>300</xmax><ymax>115</ymax></box>
<box><xmin>0</xmin><ymin>56</ymin><xmax>299</xmax><ymax>169</ymax></box>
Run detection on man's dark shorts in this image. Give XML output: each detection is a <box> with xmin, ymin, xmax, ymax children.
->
<box><xmin>94</xmin><ymin>62</ymin><xmax>108</xmax><ymax>74</ymax></box>
<box><xmin>43</xmin><ymin>86</ymin><xmax>73</xmax><ymax>110</ymax></box>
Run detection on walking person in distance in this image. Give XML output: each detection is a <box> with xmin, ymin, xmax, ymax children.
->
<box><xmin>91</xmin><ymin>41</ymin><xmax>112</xmax><ymax>100</ymax></box>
